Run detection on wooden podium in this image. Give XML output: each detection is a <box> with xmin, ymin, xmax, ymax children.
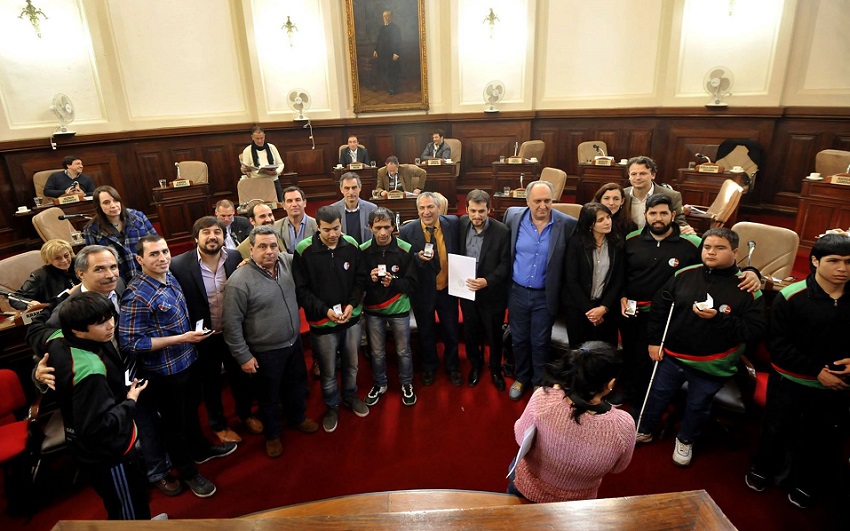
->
<box><xmin>151</xmin><ymin>183</ymin><xmax>211</xmax><ymax>245</ymax></box>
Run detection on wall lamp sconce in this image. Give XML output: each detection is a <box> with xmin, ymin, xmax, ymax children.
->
<box><xmin>19</xmin><ymin>0</ymin><xmax>48</xmax><ymax>38</ymax></box>
<box><xmin>483</xmin><ymin>8</ymin><xmax>499</xmax><ymax>39</ymax></box>
<box><xmin>281</xmin><ymin>15</ymin><xmax>298</xmax><ymax>47</ymax></box>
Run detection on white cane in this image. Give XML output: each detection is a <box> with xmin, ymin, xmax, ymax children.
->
<box><xmin>636</xmin><ymin>300</ymin><xmax>675</xmax><ymax>434</ymax></box>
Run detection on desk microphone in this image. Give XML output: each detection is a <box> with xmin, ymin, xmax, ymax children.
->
<box><xmin>593</xmin><ymin>144</ymin><xmax>605</xmax><ymax>156</ymax></box>
<box><xmin>174</xmin><ymin>162</ymin><xmax>181</xmax><ymax>179</ymax></box>
<box><xmin>746</xmin><ymin>240</ymin><xmax>756</xmax><ymax>267</ymax></box>
<box><xmin>58</xmin><ymin>214</ymin><xmax>90</xmax><ymax>220</ymax></box>
<box><xmin>695</xmin><ymin>152</ymin><xmax>712</xmax><ymax>164</ymax></box>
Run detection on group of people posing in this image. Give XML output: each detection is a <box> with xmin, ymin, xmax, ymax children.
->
<box><xmin>14</xmin><ymin>153</ymin><xmax>849</xmax><ymax>519</ymax></box>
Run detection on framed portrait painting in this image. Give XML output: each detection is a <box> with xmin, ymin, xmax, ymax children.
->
<box><xmin>345</xmin><ymin>0</ymin><xmax>429</xmax><ymax>113</ymax></box>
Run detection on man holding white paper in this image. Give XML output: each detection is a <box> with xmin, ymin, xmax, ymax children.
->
<box><xmin>635</xmin><ymin>227</ymin><xmax>766</xmax><ymax>467</ymax></box>
<box><xmin>457</xmin><ymin>190</ymin><xmax>511</xmax><ymax>390</ymax></box>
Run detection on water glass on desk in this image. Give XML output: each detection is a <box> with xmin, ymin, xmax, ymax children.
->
<box><xmin>499</xmin><ymin>155</ymin><xmax>506</xmax><ymax>163</ymax></box>
<box><xmin>414</xmin><ymin>158</ymin><xmax>421</xmax><ymax>165</ymax></box>
<box><xmin>158</xmin><ymin>179</ymin><xmax>167</xmax><ymax>188</ymax></box>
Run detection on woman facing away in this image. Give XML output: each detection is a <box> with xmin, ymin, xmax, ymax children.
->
<box><xmin>10</xmin><ymin>239</ymin><xmax>79</xmax><ymax>311</ymax></box>
<box><xmin>83</xmin><ymin>185</ymin><xmax>157</xmax><ymax>283</ymax></box>
<box><xmin>594</xmin><ymin>182</ymin><xmax>637</xmax><ymax>240</ymax></box>
<box><xmin>563</xmin><ymin>202</ymin><xmax>624</xmax><ymax>347</ymax></box>
<box><xmin>508</xmin><ymin>342</ymin><xmax>636</xmax><ymax>502</ymax></box>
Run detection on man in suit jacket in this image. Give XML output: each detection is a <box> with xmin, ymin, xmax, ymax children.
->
<box><xmin>329</xmin><ymin>172</ymin><xmax>377</xmax><ymax>245</ymax></box>
<box><xmin>377</xmin><ymin>156</ymin><xmax>426</xmax><ymax>197</ymax></box>
<box><xmin>215</xmin><ymin>199</ymin><xmax>252</xmax><ymax>250</ymax></box>
<box><xmin>623</xmin><ymin>155</ymin><xmax>695</xmax><ymax>234</ymax></box>
<box><xmin>171</xmin><ymin>216</ymin><xmax>259</xmax><ymax>445</ymax></box>
<box><xmin>504</xmin><ymin>181</ymin><xmax>577</xmax><ymax>400</ymax></box>
<box><xmin>339</xmin><ymin>135</ymin><xmax>370</xmax><ymax>166</ymax></box>
<box><xmin>399</xmin><ymin>192</ymin><xmax>462</xmax><ymax>387</ymax></box>
<box><xmin>459</xmin><ymin>190</ymin><xmax>511</xmax><ymax>391</ymax></box>
<box><xmin>421</xmin><ymin>129</ymin><xmax>452</xmax><ymax>161</ymax></box>
<box><xmin>274</xmin><ymin>186</ymin><xmax>318</xmax><ymax>254</ymax></box>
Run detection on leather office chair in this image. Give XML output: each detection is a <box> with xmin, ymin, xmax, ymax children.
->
<box><xmin>552</xmin><ymin>203</ymin><xmax>583</xmax><ymax>219</ymax></box>
<box><xmin>443</xmin><ymin>138</ymin><xmax>462</xmax><ymax>177</ymax></box>
<box><xmin>33</xmin><ymin>169</ymin><xmax>62</xmax><ymax>200</ymax></box>
<box><xmin>177</xmin><ymin>161</ymin><xmax>208</xmax><ymax>184</ymax></box>
<box><xmin>32</xmin><ymin>207</ymin><xmax>76</xmax><ymax>244</ymax></box>
<box><xmin>684</xmin><ymin>179</ymin><xmax>743</xmax><ymax>233</ymax></box>
<box><xmin>540</xmin><ymin>167</ymin><xmax>567</xmax><ymax>201</ymax></box>
<box><xmin>730</xmin><ymin>222</ymin><xmax>800</xmax><ymax>280</ymax></box>
<box><xmin>815</xmin><ymin>149</ymin><xmax>850</xmax><ymax>176</ymax></box>
<box><xmin>518</xmin><ymin>140</ymin><xmax>545</xmax><ymax>162</ymax></box>
<box><xmin>237</xmin><ymin>178</ymin><xmax>277</xmax><ymax>205</ymax></box>
<box><xmin>577</xmin><ymin>141</ymin><xmax>609</xmax><ymax>163</ymax></box>
<box><xmin>433</xmin><ymin>193</ymin><xmax>449</xmax><ymax>215</ymax></box>
<box><xmin>0</xmin><ymin>251</ymin><xmax>43</xmax><ymax>312</ymax></box>
<box><xmin>0</xmin><ymin>370</ymin><xmax>32</xmax><ymax>465</ymax></box>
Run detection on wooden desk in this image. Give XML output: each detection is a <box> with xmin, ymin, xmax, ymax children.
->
<box><xmin>50</xmin><ymin>489</ymin><xmax>734</xmax><ymax>530</ymax></box>
<box><xmin>151</xmin><ymin>184</ymin><xmax>211</xmax><ymax>245</ymax></box>
<box><xmin>674</xmin><ymin>169</ymin><xmax>750</xmax><ymax>206</ymax></box>
<box><xmin>334</xmin><ymin>166</ymin><xmax>378</xmax><ymax>200</ymax></box>
<box><xmin>415</xmin><ymin>163</ymin><xmax>458</xmax><ymax>207</ymax></box>
<box><xmin>794</xmin><ymin>179</ymin><xmax>850</xmax><ymax>249</ymax></box>
<box><xmin>491</xmin><ymin>194</ymin><xmax>528</xmax><ymax>220</ymax></box>
<box><xmin>491</xmin><ymin>162</ymin><xmax>540</xmax><ymax>195</ymax></box>
<box><xmin>372</xmin><ymin>197</ymin><xmax>419</xmax><ymax>224</ymax></box>
<box><xmin>576</xmin><ymin>163</ymin><xmax>628</xmax><ymax>204</ymax></box>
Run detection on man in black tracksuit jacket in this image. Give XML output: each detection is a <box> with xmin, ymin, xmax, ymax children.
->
<box><xmin>746</xmin><ymin>234</ymin><xmax>850</xmax><ymax>508</ymax></box>
<box><xmin>635</xmin><ymin>227</ymin><xmax>766</xmax><ymax>467</ymax></box>
<box><xmin>293</xmin><ymin>206</ymin><xmax>367</xmax><ymax>432</ymax></box>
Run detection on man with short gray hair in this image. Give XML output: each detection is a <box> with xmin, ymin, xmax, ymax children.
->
<box><xmin>329</xmin><ymin>172</ymin><xmax>377</xmax><ymax>244</ymax></box>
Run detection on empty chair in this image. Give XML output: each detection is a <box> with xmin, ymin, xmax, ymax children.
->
<box><xmin>0</xmin><ymin>251</ymin><xmax>43</xmax><ymax>312</ymax></box>
<box><xmin>31</xmin><ymin>207</ymin><xmax>75</xmax><ymax>244</ymax></box>
<box><xmin>815</xmin><ymin>149</ymin><xmax>850</xmax><ymax>176</ymax></box>
<box><xmin>433</xmin><ymin>192</ymin><xmax>449</xmax><ymax>215</ymax></box>
<box><xmin>577</xmin><ymin>141</ymin><xmax>609</xmax><ymax>163</ymax></box>
<box><xmin>237</xmin><ymin>178</ymin><xmax>277</xmax><ymax>205</ymax></box>
<box><xmin>552</xmin><ymin>203</ymin><xmax>583</xmax><ymax>219</ymax></box>
<box><xmin>176</xmin><ymin>161</ymin><xmax>208</xmax><ymax>184</ymax></box>
<box><xmin>730</xmin><ymin>222</ymin><xmax>800</xmax><ymax>280</ymax></box>
<box><xmin>715</xmin><ymin>140</ymin><xmax>762</xmax><ymax>191</ymax></box>
<box><xmin>443</xmin><ymin>138</ymin><xmax>462</xmax><ymax>177</ymax></box>
<box><xmin>33</xmin><ymin>169</ymin><xmax>62</xmax><ymax>200</ymax></box>
<box><xmin>518</xmin><ymin>140</ymin><xmax>545</xmax><ymax>162</ymax></box>
<box><xmin>540</xmin><ymin>167</ymin><xmax>567</xmax><ymax>201</ymax></box>
<box><xmin>685</xmin><ymin>179</ymin><xmax>744</xmax><ymax>233</ymax></box>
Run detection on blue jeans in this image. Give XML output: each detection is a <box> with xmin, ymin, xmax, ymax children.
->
<box><xmin>508</xmin><ymin>284</ymin><xmax>553</xmax><ymax>387</ymax></box>
<box><xmin>310</xmin><ymin>321</ymin><xmax>362</xmax><ymax>408</ymax></box>
<box><xmin>365</xmin><ymin>313</ymin><xmax>413</xmax><ymax>386</ymax></box>
<box><xmin>635</xmin><ymin>356</ymin><xmax>726</xmax><ymax>444</ymax></box>
<box><xmin>254</xmin><ymin>340</ymin><xmax>308</xmax><ymax>439</ymax></box>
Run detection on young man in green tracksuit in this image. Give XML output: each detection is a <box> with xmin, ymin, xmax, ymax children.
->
<box><xmin>635</xmin><ymin>227</ymin><xmax>767</xmax><ymax>467</ymax></box>
<box><xmin>360</xmin><ymin>207</ymin><xmax>419</xmax><ymax>407</ymax></box>
<box><xmin>746</xmin><ymin>234</ymin><xmax>850</xmax><ymax>509</ymax></box>
<box><xmin>293</xmin><ymin>206</ymin><xmax>368</xmax><ymax>432</ymax></box>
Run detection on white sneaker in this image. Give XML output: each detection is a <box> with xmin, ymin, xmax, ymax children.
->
<box><xmin>672</xmin><ymin>438</ymin><xmax>693</xmax><ymax>467</ymax></box>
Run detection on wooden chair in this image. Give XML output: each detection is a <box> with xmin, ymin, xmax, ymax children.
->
<box><xmin>177</xmin><ymin>161</ymin><xmax>208</xmax><ymax>184</ymax></box>
<box><xmin>684</xmin><ymin>179</ymin><xmax>743</xmax><ymax>234</ymax></box>
<box><xmin>540</xmin><ymin>167</ymin><xmax>567</xmax><ymax>201</ymax></box>
<box><xmin>0</xmin><ymin>250</ymin><xmax>43</xmax><ymax>312</ymax></box>
<box><xmin>31</xmin><ymin>207</ymin><xmax>75</xmax><ymax>244</ymax></box>
<box><xmin>577</xmin><ymin>141</ymin><xmax>608</xmax><ymax>163</ymax></box>
<box><xmin>730</xmin><ymin>222</ymin><xmax>800</xmax><ymax>280</ymax></box>
<box><xmin>518</xmin><ymin>140</ymin><xmax>545</xmax><ymax>162</ymax></box>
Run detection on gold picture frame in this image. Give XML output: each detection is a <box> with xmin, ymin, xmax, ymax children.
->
<box><xmin>345</xmin><ymin>0</ymin><xmax>429</xmax><ymax>114</ymax></box>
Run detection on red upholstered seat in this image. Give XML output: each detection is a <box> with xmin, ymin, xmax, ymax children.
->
<box><xmin>0</xmin><ymin>370</ymin><xmax>29</xmax><ymax>464</ymax></box>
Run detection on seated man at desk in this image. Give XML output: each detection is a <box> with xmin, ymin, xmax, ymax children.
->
<box><xmin>339</xmin><ymin>135</ymin><xmax>369</xmax><ymax>166</ymax></box>
<box><xmin>377</xmin><ymin>156</ymin><xmax>426</xmax><ymax>198</ymax></box>
<box><xmin>623</xmin><ymin>156</ymin><xmax>695</xmax><ymax>235</ymax></box>
<box><xmin>239</xmin><ymin>126</ymin><xmax>285</xmax><ymax>202</ymax></box>
<box><xmin>420</xmin><ymin>129</ymin><xmax>451</xmax><ymax>161</ymax></box>
<box><xmin>44</xmin><ymin>155</ymin><xmax>96</xmax><ymax>198</ymax></box>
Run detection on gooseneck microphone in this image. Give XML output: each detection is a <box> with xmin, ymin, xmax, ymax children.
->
<box><xmin>58</xmin><ymin>214</ymin><xmax>90</xmax><ymax>220</ymax></box>
<box><xmin>746</xmin><ymin>240</ymin><xmax>756</xmax><ymax>267</ymax></box>
<box><xmin>593</xmin><ymin>144</ymin><xmax>605</xmax><ymax>156</ymax></box>
<box><xmin>695</xmin><ymin>152</ymin><xmax>712</xmax><ymax>164</ymax></box>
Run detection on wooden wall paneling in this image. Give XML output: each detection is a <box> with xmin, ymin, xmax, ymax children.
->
<box><xmin>625</xmin><ymin>129</ymin><xmax>654</xmax><ymax>161</ymax></box>
<box><xmin>373</xmin><ymin>133</ymin><xmax>397</xmax><ymax>165</ymax></box>
<box><xmin>536</xmin><ymin>127</ymin><xmax>561</xmax><ymax>171</ymax></box>
<box><xmin>560</xmin><ymin>128</ymin><xmax>591</xmax><ymax>174</ymax></box>
<box><xmin>766</xmin><ymin>133</ymin><xmax>820</xmax><ymax>213</ymax></box>
<box><xmin>136</xmin><ymin>150</ymin><xmax>167</xmax><ymax>210</ymax></box>
<box><xmin>452</xmin><ymin>120</ymin><xmax>531</xmax><ymax>193</ymax></box>
<box><xmin>201</xmin><ymin>144</ymin><xmax>236</xmax><ymax>200</ymax></box>
<box><xmin>397</xmin><ymin>132</ymin><xmax>423</xmax><ymax>164</ymax></box>
<box><xmin>597</xmin><ymin>130</ymin><xmax>619</xmax><ymax>159</ymax></box>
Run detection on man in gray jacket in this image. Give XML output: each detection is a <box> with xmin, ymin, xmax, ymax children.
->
<box><xmin>222</xmin><ymin>226</ymin><xmax>318</xmax><ymax>459</ymax></box>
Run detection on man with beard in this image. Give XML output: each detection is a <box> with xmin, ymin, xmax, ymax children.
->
<box><xmin>236</xmin><ymin>203</ymin><xmax>281</xmax><ymax>259</ymax></box>
<box><xmin>619</xmin><ymin>194</ymin><xmax>759</xmax><ymax>405</ymax></box>
<box><xmin>171</xmin><ymin>217</ymin><xmax>261</xmax><ymax>445</ymax></box>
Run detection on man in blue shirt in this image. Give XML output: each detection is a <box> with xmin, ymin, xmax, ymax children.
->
<box><xmin>119</xmin><ymin>235</ymin><xmax>235</xmax><ymax>498</ymax></box>
<box><xmin>504</xmin><ymin>181</ymin><xmax>576</xmax><ymax>400</ymax></box>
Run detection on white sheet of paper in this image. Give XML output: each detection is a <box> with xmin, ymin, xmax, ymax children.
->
<box><xmin>448</xmin><ymin>253</ymin><xmax>477</xmax><ymax>301</ymax></box>
<box><xmin>507</xmin><ymin>424</ymin><xmax>537</xmax><ymax>478</ymax></box>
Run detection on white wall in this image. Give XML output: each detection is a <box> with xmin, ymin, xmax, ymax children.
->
<box><xmin>0</xmin><ymin>0</ymin><xmax>846</xmax><ymax>142</ymax></box>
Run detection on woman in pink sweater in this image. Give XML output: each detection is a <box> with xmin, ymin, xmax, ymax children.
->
<box><xmin>508</xmin><ymin>342</ymin><xmax>636</xmax><ymax>502</ymax></box>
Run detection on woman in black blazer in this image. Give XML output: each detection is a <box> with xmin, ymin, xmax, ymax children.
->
<box><xmin>562</xmin><ymin>203</ymin><xmax>623</xmax><ymax>347</ymax></box>
<box><xmin>11</xmin><ymin>239</ymin><xmax>79</xmax><ymax>310</ymax></box>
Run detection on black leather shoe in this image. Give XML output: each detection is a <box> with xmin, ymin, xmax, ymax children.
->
<box><xmin>491</xmin><ymin>370</ymin><xmax>506</xmax><ymax>391</ymax></box>
<box><xmin>422</xmin><ymin>370</ymin><xmax>436</xmax><ymax>386</ymax></box>
<box><xmin>468</xmin><ymin>367</ymin><xmax>481</xmax><ymax>387</ymax></box>
<box><xmin>449</xmin><ymin>370</ymin><xmax>463</xmax><ymax>387</ymax></box>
